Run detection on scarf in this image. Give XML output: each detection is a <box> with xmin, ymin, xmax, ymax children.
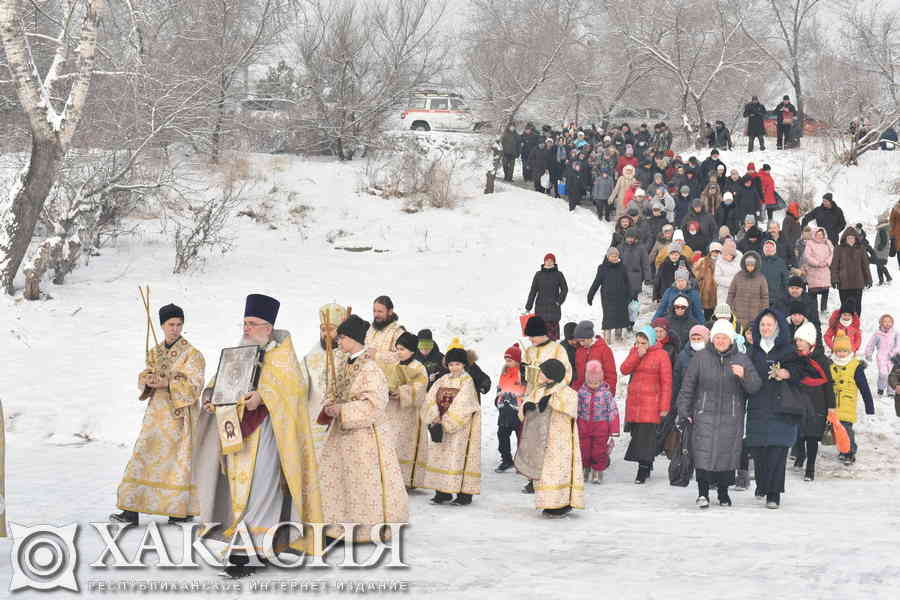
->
<box><xmin>832</xmin><ymin>354</ymin><xmax>853</xmax><ymax>367</ymax></box>
<box><xmin>800</xmin><ymin>357</ymin><xmax>828</xmax><ymax>387</ymax></box>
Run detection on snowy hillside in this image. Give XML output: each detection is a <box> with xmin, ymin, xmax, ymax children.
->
<box><xmin>1</xmin><ymin>134</ymin><xmax>899</xmax><ymax>598</ymax></box>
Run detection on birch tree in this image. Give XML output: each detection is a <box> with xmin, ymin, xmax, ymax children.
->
<box><xmin>0</xmin><ymin>0</ymin><xmax>105</xmax><ymax>294</ymax></box>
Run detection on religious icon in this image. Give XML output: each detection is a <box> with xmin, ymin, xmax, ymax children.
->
<box><xmin>211</xmin><ymin>345</ymin><xmax>263</xmax><ymax>406</ymax></box>
<box><xmin>224</xmin><ymin>421</ymin><xmax>236</xmax><ymax>439</ymax></box>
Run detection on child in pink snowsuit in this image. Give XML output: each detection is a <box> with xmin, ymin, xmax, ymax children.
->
<box><xmin>577</xmin><ymin>360</ymin><xmax>620</xmax><ymax>483</ymax></box>
<box><xmin>865</xmin><ymin>314</ymin><xmax>900</xmax><ymax>395</ymax></box>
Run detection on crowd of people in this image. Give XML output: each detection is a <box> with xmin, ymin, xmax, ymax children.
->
<box><xmin>508</xmin><ymin>128</ymin><xmax>900</xmax><ymax>511</ymax></box>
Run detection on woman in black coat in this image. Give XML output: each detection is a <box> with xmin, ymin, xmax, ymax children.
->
<box><xmin>790</xmin><ymin>322</ymin><xmax>835</xmax><ymax>482</ymax></box>
<box><xmin>587</xmin><ymin>247</ymin><xmax>632</xmax><ymax>340</ymax></box>
<box><xmin>525</xmin><ymin>254</ymin><xmax>568</xmax><ymax>341</ymax></box>
<box><xmin>745</xmin><ymin>308</ymin><xmax>805</xmax><ymax>509</ymax></box>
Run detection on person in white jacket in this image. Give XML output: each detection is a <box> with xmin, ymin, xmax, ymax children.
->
<box><xmin>714</xmin><ymin>238</ymin><xmax>743</xmax><ymax>305</ymax></box>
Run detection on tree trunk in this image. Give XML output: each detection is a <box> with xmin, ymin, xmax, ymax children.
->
<box><xmin>0</xmin><ymin>135</ymin><xmax>63</xmax><ymax>294</ymax></box>
<box><xmin>793</xmin><ymin>63</ymin><xmax>804</xmax><ymax>144</ymax></box>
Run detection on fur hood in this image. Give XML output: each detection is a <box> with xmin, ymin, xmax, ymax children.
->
<box><xmin>740</xmin><ymin>250</ymin><xmax>763</xmax><ymax>275</ymax></box>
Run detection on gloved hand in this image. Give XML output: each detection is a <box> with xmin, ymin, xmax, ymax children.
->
<box><xmin>538</xmin><ymin>395</ymin><xmax>550</xmax><ymax>412</ymax></box>
<box><xmin>523</xmin><ymin>401</ymin><xmax>537</xmax><ymax>413</ymax></box>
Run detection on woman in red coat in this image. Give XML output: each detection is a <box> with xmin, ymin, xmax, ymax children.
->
<box><xmin>621</xmin><ymin>325</ymin><xmax>673</xmax><ymax>483</ymax></box>
<box><xmin>758</xmin><ymin>164</ymin><xmax>777</xmax><ymax>221</ymax></box>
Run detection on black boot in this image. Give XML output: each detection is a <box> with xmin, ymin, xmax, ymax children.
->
<box><xmin>451</xmin><ymin>493</ymin><xmax>473</xmax><ymax>506</ymax></box>
<box><xmin>521</xmin><ymin>480</ymin><xmax>534</xmax><ymax>494</ymax></box>
<box><xmin>542</xmin><ymin>505</ymin><xmax>572</xmax><ymax>518</ymax></box>
<box><xmin>495</xmin><ymin>458</ymin><xmax>514</xmax><ymax>473</ymax></box>
<box><xmin>168</xmin><ymin>515</ymin><xmax>194</xmax><ymax>524</ymax></box>
<box><xmin>430</xmin><ymin>491</ymin><xmax>453</xmax><ymax>505</ymax></box>
<box><xmin>793</xmin><ymin>456</ymin><xmax>805</xmax><ymax>469</ymax></box>
<box><xmin>109</xmin><ymin>510</ymin><xmax>138</xmax><ymax>525</ymax></box>
<box><xmin>765</xmin><ymin>493</ymin><xmax>781</xmax><ymax>509</ymax></box>
<box><xmin>635</xmin><ymin>464</ymin><xmax>651</xmax><ymax>484</ymax></box>
<box><xmin>804</xmin><ymin>469</ymin><xmax>815</xmax><ymax>482</ymax></box>
<box><xmin>717</xmin><ymin>485</ymin><xmax>732</xmax><ymax>506</ymax></box>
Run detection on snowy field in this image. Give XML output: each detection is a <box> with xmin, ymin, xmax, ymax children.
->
<box><xmin>1</xmin><ymin>134</ymin><xmax>899</xmax><ymax>598</ymax></box>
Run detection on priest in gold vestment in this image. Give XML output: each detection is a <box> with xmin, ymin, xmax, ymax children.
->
<box><xmin>318</xmin><ymin>315</ymin><xmax>408</xmax><ymax>543</ymax></box>
<box><xmin>518</xmin><ymin>359</ymin><xmax>584</xmax><ymax>518</ymax></box>
<box><xmin>364</xmin><ymin>295</ymin><xmax>405</xmax><ymax>366</ymax></box>
<box><xmin>420</xmin><ymin>345</ymin><xmax>482</xmax><ymax>506</ymax></box>
<box><xmin>302</xmin><ymin>303</ymin><xmax>349</xmax><ymax>457</ymax></box>
<box><xmin>111</xmin><ymin>303</ymin><xmax>205</xmax><ymax>525</ymax></box>
<box><xmin>193</xmin><ymin>294</ymin><xmax>323</xmax><ymax>578</ymax></box>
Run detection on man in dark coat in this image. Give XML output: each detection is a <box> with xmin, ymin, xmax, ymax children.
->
<box><xmin>743</xmin><ymin>96</ymin><xmax>767</xmax><ymax>152</ymax></box>
<box><xmin>699</xmin><ymin>149</ymin><xmax>725</xmax><ymax>185</ymax></box>
<box><xmin>618</xmin><ymin>230</ymin><xmax>651</xmax><ymax>302</ymax></box>
<box><xmin>500</xmin><ymin>125</ymin><xmax>521</xmax><ymax>181</ymax></box>
<box><xmin>802</xmin><ymin>193</ymin><xmax>847</xmax><ymax>245</ymax></box>
<box><xmin>763</xmin><ymin>221</ymin><xmax>796</xmax><ymax>267</ymax></box>
<box><xmin>525</xmin><ymin>253</ymin><xmax>568</xmax><ymax>340</ymax></box>
<box><xmin>527</xmin><ymin>141</ymin><xmax>549</xmax><ymax>192</ymax></box>
<box><xmin>734</xmin><ymin>176</ymin><xmax>762</xmax><ymax>227</ymax></box>
<box><xmin>774</xmin><ymin>95</ymin><xmax>797</xmax><ymax>149</ymax></box>
<box><xmin>687</xmin><ymin>199</ymin><xmax>719</xmax><ymax>244</ymax></box>
<box><xmin>520</xmin><ymin>123</ymin><xmax>541</xmax><ymax>182</ymax></box>
<box><xmin>773</xmin><ymin>276</ymin><xmax>821</xmax><ymax>329</ymax></box>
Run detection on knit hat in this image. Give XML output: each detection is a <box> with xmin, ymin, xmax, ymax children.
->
<box><xmin>446</xmin><ymin>337</ymin><xmax>464</xmax><ymax>351</ymax></box>
<box><xmin>504</xmin><ymin>343</ymin><xmax>522</xmax><ymax>363</ymax></box>
<box><xmin>524</xmin><ymin>315</ymin><xmax>548</xmax><ymax>337</ymax></box>
<box><xmin>708</xmin><ymin>241</ymin><xmax>724</xmax><ymax>253</ymax></box>
<box><xmin>675</xmin><ymin>267</ymin><xmax>690</xmax><ymax>281</ymax></box>
<box><xmin>689</xmin><ymin>325</ymin><xmax>710</xmax><ymax>340</ymax></box>
<box><xmin>634</xmin><ymin>188</ymin><xmax>646</xmax><ymax>197</ymax></box>
<box><xmin>636</xmin><ymin>325</ymin><xmax>657</xmax><ymax>346</ymax></box>
<box><xmin>763</xmin><ymin>239</ymin><xmax>777</xmax><ymax>250</ymax></box>
<box><xmin>159</xmin><ymin>303</ymin><xmax>184</xmax><ymax>325</ymax></box>
<box><xmin>691</xmin><ymin>251</ymin><xmax>703</xmax><ymax>265</ymax></box>
<box><xmin>539</xmin><ymin>358</ymin><xmax>566</xmax><ymax>384</ymax></box>
<box><xmin>336</xmin><ymin>314</ymin><xmax>369</xmax><ymax>345</ymax></box>
<box><xmin>563</xmin><ymin>321</ymin><xmax>577</xmax><ymax>340</ymax></box>
<box><xmin>713</xmin><ymin>303</ymin><xmax>732</xmax><ymax>319</ymax></box>
<box><xmin>747</xmin><ymin>162</ymin><xmax>756</xmax><ymax>171</ymax></box>
<box><xmin>651</xmin><ymin>317</ymin><xmax>669</xmax><ymax>330</ymax></box>
<box><xmin>787</xmin><ymin>300</ymin><xmax>808</xmax><ymax>317</ymax></box>
<box><xmin>670</xmin><ymin>240</ymin><xmax>684</xmax><ymax>254</ymax></box>
<box><xmin>832</xmin><ymin>330</ymin><xmax>852</xmax><ymax>353</ymax></box>
<box><xmin>574</xmin><ymin>320</ymin><xmax>595</xmax><ymax>339</ymax></box>
<box><xmin>607</xmin><ymin>246</ymin><xmax>621</xmax><ymax>258</ymax></box>
<box><xmin>544</xmin><ymin>252</ymin><xmax>556</xmax><ymax>263</ymax></box>
<box><xmin>673</xmin><ymin>296</ymin><xmax>690</xmax><ymax>308</ymax></box>
<box><xmin>585</xmin><ymin>360</ymin><xmax>604</xmax><ymax>380</ymax></box>
<box><xmin>691</xmin><ymin>197</ymin><xmax>704</xmax><ymax>208</ymax></box>
<box><xmin>710</xmin><ymin>319</ymin><xmax>735</xmax><ymax>339</ymax></box>
<box><xmin>794</xmin><ymin>321</ymin><xmax>817</xmax><ymax>346</ymax></box>
<box><xmin>396</xmin><ymin>331</ymin><xmax>419</xmax><ymax>353</ymax></box>
<box><xmin>627</xmin><ymin>207</ymin><xmax>639</xmax><ymax>217</ymax></box>
<box><xmin>680</xmin><ymin>185</ymin><xmax>691</xmax><ymax>194</ymax></box>
<box><xmin>744</xmin><ymin>214</ymin><xmax>756</xmax><ymax>225</ymax></box>
<box><xmin>823</xmin><ymin>192</ymin><xmax>833</xmax><ymax>201</ymax></box>
<box><xmin>787</xmin><ymin>275</ymin><xmax>804</xmax><ymax>288</ymax></box>
<box><xmin>445</xmin><ymin>338</ymin><xmax>468</xmax><ymax>365</ymax></box>
<box><xmin>417</xmin><ymin>328</ymin><xmax>434</xmax><ymax>341</ymax></box>
<box><xmin>673</xmin><ymin>229</ymin><xmax>685</xmax><ymax>242</ymax></box>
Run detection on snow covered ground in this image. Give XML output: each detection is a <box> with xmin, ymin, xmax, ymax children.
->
<box><xmin>1</xmin><ymin>134</ymin><xmax>899</xmax><ymax>598</ymax></box>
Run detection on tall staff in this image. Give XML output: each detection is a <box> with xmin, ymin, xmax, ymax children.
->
<box><xmin>139</xmin><ymin>285</ymin><xmax>160</xmax><ymax>400</ymax></box>
<box><xmin>317</xmin><ymin>305</ymin><xmax>351</xmax><ymax>425</ymax></box>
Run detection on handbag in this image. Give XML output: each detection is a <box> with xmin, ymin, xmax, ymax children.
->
<box><xmin>541</xmin><ymin>172</ymin><xmax>550</xmax><ymax>188</ymax></box>
<box><xmin>826</xmin><ymin>411</ymin><xmax>851</xmax><ymax>454</ymax></box>
<box><xmin>668</xmin><ymin>422</ymin><xmax>694</xmax><ymax>487</ymax></box>
<box><xmin>628</xmin><ymin>299</ymin><xmax>640</xmax><ymax>322</ymax></box>
<box><xmin>557</xmin><ymin>181</ymin><xmax>567</xmax><ymax>196</ymax></box>
<box><xmin>773</xmin><ymin>380</ymin><xmax>808</xmax><ymax>417</ymax></box>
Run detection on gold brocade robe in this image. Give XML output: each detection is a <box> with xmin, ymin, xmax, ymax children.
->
<box><xmin>302</xmin><ymin>343</ymin><xmax>348</xmax><ymax>457</ymax></box>
<box><xmin>386</xmin><ymin>360</ymin><xmax>429</xmax><ymax>487</ymax></box>
<box><xmin>419</xmin><ymin>373</ymin><xmax>482</xmax><ymax>495</ymax></box>
<box><xmin>319</xmin><ymin>355</ymin><xmax>409</xmax><ymax>543</ymax></box>
<box><xmin>192</xmin><ymin>331</ymin><xmax>324</xmax><ymax>556</ymax></box>
<box><xmin>117</xmin><ymin>337</ymin><xmax>205</xmax><ymax>518</ymax></box>
<box><xmin>524</xmin><ymin>341</ymin><xmax>573</xmax><ymax>392</ymax></box>
<box><xmin>365</xmin><ymin>321</ymin><xmax>405</xmax><ymax>381</ymax></box>
<box><xmin>520</xmin><ymin>383</ymin><xmax>584</xmax><ymax>511</ymax></box>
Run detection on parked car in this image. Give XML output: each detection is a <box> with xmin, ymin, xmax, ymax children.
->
<box><xmin>395</xmin><ymin>92</ymin><xmax>476</xmax><ymax>132</ymax></box>
<box><xmin>763</xmin><ymin>111</ymin><xmax>826</xmax><ymax>137</ymax></box>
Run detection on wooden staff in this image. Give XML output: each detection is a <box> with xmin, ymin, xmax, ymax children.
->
<box><xmin>138</xmin><ymin>285</ymin><xmax>161</xmax><ymax>400</ymax></box>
